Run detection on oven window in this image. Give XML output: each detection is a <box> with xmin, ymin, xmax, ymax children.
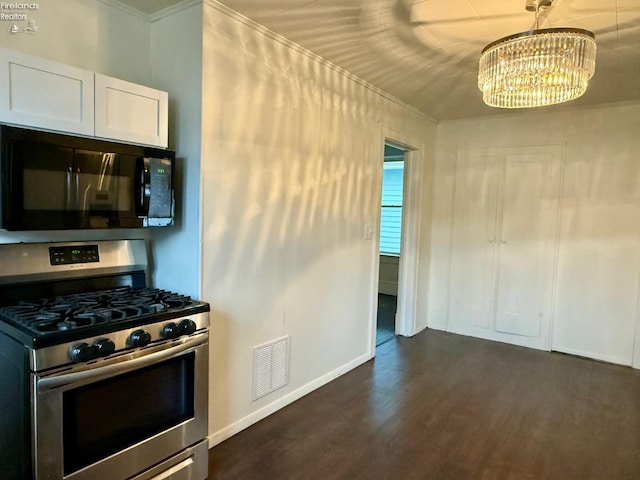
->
<box><xmin>62</xmin><ymin>353</ymin><xmax>195</xmax><ymax>475</ymax></box>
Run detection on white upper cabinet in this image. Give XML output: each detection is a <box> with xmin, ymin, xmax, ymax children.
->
<box><xmin>95</xmin><ymin>74</ymin><xmax>168</xmax><ymax>148</ymax></box>
<box><xmin>0</xmin><ymin>48</ymin><xmax>94</xmax><ymax>136</ymax></box>
<box><xmin>0</xmin><ymin>48</ymin><xmax>168</xmax><ymax>147</ymax></box>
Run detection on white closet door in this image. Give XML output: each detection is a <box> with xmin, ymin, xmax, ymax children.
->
<box><xmin>494</xmin><ymin>149</ymin><xmax>561</xmax><ymax>348</ymax></box>
<box><xmin>449</xmin><ymin>154</ymin><xmax>500</xmax><ymax>331</ymax></box>
<box><xmin>448</xmin><ymin>145</ymin><xmax>562</xmax><ymax>351</ymax></box>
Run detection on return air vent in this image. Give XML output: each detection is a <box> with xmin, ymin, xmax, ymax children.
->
<box><xmin>252</xmin><ymin>335</ymin><xmax>290</xmax><ymax>401</ymax></box>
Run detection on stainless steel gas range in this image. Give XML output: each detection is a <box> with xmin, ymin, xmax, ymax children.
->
<box><xmin>0</xmin><ymin>240</ymin><xmax>209</xmax><ymax>480</ymax></box>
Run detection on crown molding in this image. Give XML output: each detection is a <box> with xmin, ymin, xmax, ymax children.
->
<box><xmin>203</xmin><ymin>0</ymin><xmax>434</xmax><ymax>123</ymax></box>
<box><xmin>95</xmin><ymin>0</ymin><xmax>149</xmax><ymax>20</ymax></box>
<box><xmin>96</xmin><ymin>0</ymin><xmax>201</xmax><ymax>23</ymax></box>
<box><xmin>150</xmin><ymin>0</ymin><xmax>201</xmax><ymax>22</ymax></box>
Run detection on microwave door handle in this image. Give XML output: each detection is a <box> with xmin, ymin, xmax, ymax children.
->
<box><xmin>75</xmin><ymin>166</ymin><xmax>81</xmax><ymax>210</ymax></box>
<box><xmin>141</xmin><ymin>160</ymin><xmax>151</xmax><ymax>215</ymax></box>
<box><xmin>136</xmin><ymin>158</ymin><xmax>151</xmax><ymax>216</ymax></box>
<box><xmin>65</xmin><ymin>165</ymin><xmax>73</xmax><ymax>210</ymax></box>
<box><xmin>142</xmin><ymin>162</ymin><xmax>151</xmax><ymax>214</ymax></box>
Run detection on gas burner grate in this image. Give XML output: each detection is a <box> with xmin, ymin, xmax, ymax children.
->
<box><xmin>0</xmin><ymin>287</ymin><xmax>195</xmax><ymax>335</ymax></box>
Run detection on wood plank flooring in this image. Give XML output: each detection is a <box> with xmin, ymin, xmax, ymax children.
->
<box><xmin>208</xmin><ymin>329</ymin><xmax>640</xmax><ymax>479</ymax></box>
<box><xmin>376</xmin><ymin>293</ymin><xmax>396</xmax><ymax>346</ymax></box>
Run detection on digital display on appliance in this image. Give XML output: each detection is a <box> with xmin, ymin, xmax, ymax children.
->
<box><xmin>49</xmin><ymin>245</ymin><xmax>100</xmax><ymax>265</ymax></box>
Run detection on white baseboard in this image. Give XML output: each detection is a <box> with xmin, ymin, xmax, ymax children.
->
<box><xmin>551</xmin><ymin>345</ymin><xmax>632</xmax><ymax>367</ymax></box>
<box><xmin>207</xmin><ymin>351</ymin><xmax>372</xmax><ymax>447</ymax></box>
<box><xmin>426</xmin><ymin>322</ymin><xmax>447</xmax><ymax>332</ymax></box>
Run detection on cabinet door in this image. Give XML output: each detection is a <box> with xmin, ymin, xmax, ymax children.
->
<box><xmin>0</xmin><ymin>48</ymin><xmax>94</xmax><ymax>136</ymax></box>
<box><xmin>449</xmin><ymin>153</ymin><xmax>500</xmax><ymax>331</ymax></box>
<box><xmin>94</xmin><ymin>74</ymin><xmax>168</xmax><ymax>147</ymax></box>
<box><xmin>494</xmin><ymin>149</ymin><xmax>562</xmax><ymax>347</ymax></box>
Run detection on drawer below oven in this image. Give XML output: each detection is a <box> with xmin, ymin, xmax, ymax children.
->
<box><xmin>131</xmin><ymin>440</ymin><xmax>209</xmax><ymax>480</ymax></box>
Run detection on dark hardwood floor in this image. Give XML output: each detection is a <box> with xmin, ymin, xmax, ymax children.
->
<box><xmin>376</xmin><ymin>293</ymin><xmax>396</xmax><ymax>346</ymax></box>
<box><xmin>208</xmin><ymin>329</ymin><xmax>640</xmax><ymax>479</ymax></box>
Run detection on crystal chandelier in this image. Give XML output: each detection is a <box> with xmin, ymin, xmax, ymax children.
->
<box><xmin>478</xmin><ymin>0</ymin><xmax>596</xmax><ymax>109</ymax></box>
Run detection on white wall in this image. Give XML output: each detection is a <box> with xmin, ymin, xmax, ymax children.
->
<box><xmin>0</xmin><ymin>0</ymin><xmax>154</xmax><ymax>247</ymax></box>
<box><xmin>200</xmin><ymin>2</ymin><xmax>436</xmax><ymax>443</ymax></box>
<box><xmin>149</xmin><ymin>4</ymin><xmax>203</xmax><ymax>298</ymax></box>
<box><xmin>0</xmin><ymin>0</ymin><xmax>151</xmax><ymax>85</ymax></box>
<box><xmin>428</xmin><ymin>102</ymin><xmax>640</xmax><ymax>366</ymax></box>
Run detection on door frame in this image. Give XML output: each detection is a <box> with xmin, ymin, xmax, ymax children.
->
<box><xmin>369</xmin><ymin>124</ymin><xmax>425</xmax><ymax>356</ymax></box>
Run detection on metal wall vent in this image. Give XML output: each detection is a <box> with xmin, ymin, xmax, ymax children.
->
<box><xmin>252</xmin><ymin>335</ymin><xmax>290</xmax><ymax>401</ymax></box>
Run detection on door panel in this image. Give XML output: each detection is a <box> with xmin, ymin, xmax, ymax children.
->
<box><xmin>94</xmin><ymin>74</ymin><xmax>168</xmax><ymax>147</ymax></box>
<box><xmin>450</xmin><ymin>155</ymin><xmax>500</xmax><ymax>329</ymax></box>
<box><xmin>0</xmin><ymin>47</ymin><xmax>94</xmax><ymax>136</ymax></box>
<box><xmin>495</xmin><ymin>154</ymin><xmax>558</xmax><ymax>338</ymax></box>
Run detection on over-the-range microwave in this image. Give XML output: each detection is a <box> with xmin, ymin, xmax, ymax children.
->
<box><xmin>0</xmin><ymin>125</ymin><xmax>175</xmax><ymax>230</ymax></box>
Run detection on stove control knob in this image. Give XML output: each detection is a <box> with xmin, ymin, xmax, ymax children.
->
<box><xmin>93</xmin><ymin>338</ymin><xmax>116</xmax><ymax>357</ymax></box>
<box><xmin>70</xmin><ymin>343</ymin><xmax>95</xmax><ymax>363</ymax></box>
<box><xmin>129</xmin><ymin>329</ymin><xmax>151</xmax><ymax>347</ymax></box>
<box><xmin>179</xmin><ymin>319</ymin><xmax>197</xmax><ymax>335</ymax></box>
<box><xmin>161</xmin><ymin>322</ymin><xmax>181</xmax><ymax>339</ymax></box>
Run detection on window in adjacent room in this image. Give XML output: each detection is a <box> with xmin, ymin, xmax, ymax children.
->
<box><xmin>379</xmin><ymin>145</ymin><xmax>405</xmax><ymax>255</ymax></box>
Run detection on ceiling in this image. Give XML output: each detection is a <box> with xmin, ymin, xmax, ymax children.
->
<box><xmin>119</xmin><ymin>0</ymin><xmax>640</xmax><ymax>120</ymax></box>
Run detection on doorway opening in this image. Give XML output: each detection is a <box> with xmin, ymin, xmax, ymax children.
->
<box><xmin>376</xmin><ymin>143</ymin><xmax>406</xmax><ymax>346</ymax></box>
<box><xmin>369</xmin><ymin>125</ymin><xmax>424</xmax><ymax>358</ymax></box>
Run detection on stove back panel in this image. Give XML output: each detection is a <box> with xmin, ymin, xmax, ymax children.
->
<box><xmin>0</xmin><ymin>239</ymin><xmax>147</xmax><ymax>287</ymax></box>
<box><xmin>0</xmin><ymin>272</ymin><xmax>146</xmax><ymax>307</ymax></box>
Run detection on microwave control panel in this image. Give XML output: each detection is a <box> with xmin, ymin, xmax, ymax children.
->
<box><xmin>147</xmin><ymin>157</ymin><xmax>173</xmax><ymax>220</ymax></box>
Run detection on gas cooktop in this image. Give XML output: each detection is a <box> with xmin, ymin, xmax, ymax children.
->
<box><xmin>0</xmin><ymin>240</ymin><xmax>210</xmax><ymax>350</ymax></box>
<box><xmin>0</xmin><ymin>286</ymin><xmax>209</xmax><ymax>349</ymax></box>
<box><xmin>0</xmin><ymin>286</ymin><xmax>195</xmax><ymax>333</ymax></box>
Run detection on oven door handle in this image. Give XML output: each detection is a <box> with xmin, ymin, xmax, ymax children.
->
<box><xmin>38</xmin><ymin>335</ymin><xmax>206</xmax><ymax>392</ymax></box>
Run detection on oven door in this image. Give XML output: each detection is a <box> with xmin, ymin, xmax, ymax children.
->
<box><xmin>33</xmin><ymin>333</ymin><xmax>208</xmax><ymax>480</ymax></box>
